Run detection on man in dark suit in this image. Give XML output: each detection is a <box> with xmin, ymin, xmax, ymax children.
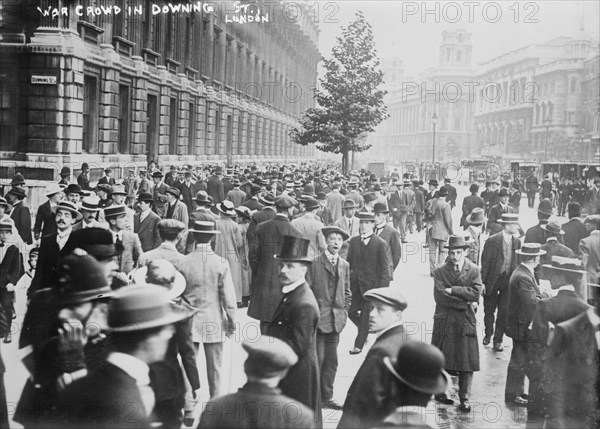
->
<box><xmin>524</xmin><ymin>199</ymin><xmax>553</xmax><ymax>245</ymax></box>
<box><xmin>525</xmin><ymin>175</ymin><xmax>539</xmax><ymax>208</ymax></box>
<box><xmin>460</xmin><ymin>183</ymin><xmax>485</xmax><ymax>230</ymax></box>
<box><xmin>6</xmin><ymin>187</ymin><xmax>33</xmax><ymax>245</ymax></box>
<box><xmin>486</xmin><ymin>189</ymin><xmax>515</xmax><ymax>235</ymax></box>
<box><xmin>412</xmin><ymin>180</ymin><xmax>425</xmax><ymax>232</ymax></box>
<box><xmin>540</xmin><ymin>218</ymin><xmax>574</xmax><ymax>267</ymax></box>
<box><xmin>97</xmin><ymin>167</ymin><xmax>116</xmax><ymax>186</ymax></box>
<box><xmin>185</xmin><ymin>191</ymin><xmax>218</xmax><ymax>254</ymax></box>
<box><xmin>134</xmin><ymin>192</ymin><xmax>162</xmax><ymax>252</ymax></box>
<box><xmin>33</xmin><ymin>183</ymin><xmax>62</xmax><ymax>242</ymax></box>
<box><xmin>248</xmin><ymin>195</ymin><xmax>302</xmax><ymax>325</ymax></box>
<box><xmin>509</xmin><ymin>182</ymin><xmax>522</xmax><ymax>213</ymax></box>
<box><xmin>76</xmin><ymin>162</ymin><xmax>91</xmax><ymax>191</ymax></box>
<box><xmin>0</xmin><ymin>219</ymin><xmax>24</xmax><ymax>343</ymax></box>
<box><xmin>152</xmin><ymin>171</ymin><xmax>169</xmax><ymax>218</ymax></box>
<box><xmin>481</xmin><ymin>213</ymin><xmax>521</xmax><ymax>352</ymax></box>
<box><xmin>562</xmin><ymin>202</ymin><xmax>588</xmax><ymax>254</ymax></box>
<box><xmin>164</xmin><ymin>165</ymin><xmax>178</xmax><ymax>187</ymax></box>
<box><xmin>504</xmin><ymin>243</ymin><xmax>546</xmax><ymax>406</ymax></box>
<box><xmin>373</xmin><ymin>203</ymin><xmax>401</xmax><ymax>275</ymax></box>
<box><xmin>177</xmin><ymin>170</ymin><xmax>197</xmax><ymax>215</ymax></box>
<box><xmin>105</xmin><ymin>205</ymin><xmax>142</xmax><ymax>275</ymax></box>
<box><xmin>338</xmin><ymin>288</ymin><xmax>413</xmax><ymax>428</ymax></box>
<box><xmin>207</xmin><ymin>167</ymin><xmax>225</xmax><ymax>204</ymax></box>
<box><xmin>306</xmin><ymin>226</ymin><xmax>351</xmax><ymax>410</ymax></box>
<box><xmin>540</xmin><ymin>175</ymin><xmax>553</xmax><ymax>201</ymax></box>
<box><xmin>246</xmin><ymin>193</ymin><xmax>276</xmax><ymax>254</ymax></box>
<box><xmin>443</xmin><ymin>177</ymin><xmax>457</xmax><ymax>209</ymax></box>
<box><xmin>346</xmin><ymin>212</ymin><xmax>392</xmax><ymax>355</ymax></box>
<box><xmin>264</xmin><ymin>235</ymin><xmax>322</xmax><ymax>424</ymax></box>
<box><xmin>241</xmin><ymin>184</ymin><xmax>264</xmax><ymax>211</ymax></box>
<box><xmin>199</xmin><ymin>337</ymin><xmax>315</xmax><ymax>429</ymax></box>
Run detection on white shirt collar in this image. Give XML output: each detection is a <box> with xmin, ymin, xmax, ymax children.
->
<box><xmin>587</xmin><ymin>307</ymin><xmax>600</xmax><ymax>328</ymax></box>
<box><xmin>557</xmin><ymin>285</ymin><xmax>575</xmax><ymax>292</ymax></box>
<box><xmin>361</xmin><ymin>232</ymin><xmax>373</xmax><ymax>240</ymax></box>
<box><xmin>546</xmin><ymin>236</ymin><xmax>558</xmax><ymax>242</ymax></box>
<box><xmin>376</xmin><ymin>321</ymin><xmax>403</xmax><ymax>339</ymax></box>
<box><xmin>106</xmin><ymin>352</ymin><xmax>151</xmax><ymax>386</ymax></box>
<box><xmin>282</xmin><ymin>277</ymin><xmax>305</xmax><ymax>294</ymax></box>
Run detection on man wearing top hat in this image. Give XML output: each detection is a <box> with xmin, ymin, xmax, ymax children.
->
<box><xmin>98</xmin><ymin>167</ymin><xmax>115</xmax><ymax>186</ymax></box>
<box><xmin>425</xmin><ymin>187</ymin><xmax>453</xmax><ymax>275</ymax></box>
<box><xmin>198</xmin><ymin>337</ymin><xmax>315</xmax><ymax>429</ymax></box>
<box><xmin>347</xmin><ymin>212</ymin><xmax>392</xmax><ymax>355</ymax></box>
<box><xmin>72</xmin><ymin>196</ymin><xmax>108</xmax><ymax>231</ymax></box>
<box><xmin>34</xmin><ymin>183</ymin><xmax>62</xmax><ymax>242</ymax></box>
<box><xmin>486</xmin><ymin>188</ymin><xmax>515</xmax><ymax>235</ymax></box>
<box><xmin>5</xmin><ymin>187</ymin><xmax>33</xmax><ymax>245</ymax></box>
<box><xmin>292</xmin><ymin>198</ymin><xmax>326</xmax><ymax>261</ymax></box>
<box><xmin>524</xmin><ymin>198</ymin><xmax>554</xmax><ymax>245</ymax></box>
<box><xmin>431</xmin><ymin>235</ymin><xmax>482</xmax><ymax>412</ymax></box>
<box><xmin>338</xmin><ymin>287</ymin><xmax>412</xmax><ymax>428</ymax></box>
<box><xmin>526</xmin><ymin>256</ymin><xmax>590</xmax><ymax>422</ymax></box>
<box><xmin>152</xmin><ymin>171</ymin><xmax>169</xmax><ymax>217</ymax></box>
<box><xmin>504</xmin><ymin>243</ymin><xmax>547</xmax><ymax>406</ymax></box>
<box><xmin>481</xmin><ymin>213</ymin><xmax>522</xmax><ymax>352</ymax></box>
<box><xmin>305</xmin><ymin>226</ymin><xmax>351</xmax><ymax>410</ymax></box>
<box><xmin>561</xmin><ymin>202</ymin><xmax>589</xmax><ymax>254</ymax></box>
<box><xmin>134</xmin><ymin>192</ymin><xmax>162</xmax><ymax>252</ymax></box>
<box><xmin>104</xmin><ymin>204</ymin><xmax>142</xmax><ymax>275</ymax></box>
<box><xmin>248</xmin><ymin>195</ymin><xmax>302</xmax><ymax>324</ymax></box>
<box><xmin>377</xmin><ymin>342</ymin><xmax>451</xmax><ymax>429</ymax></box>
<box><xmin>263</xmin><ymin>235</ymin><xmax>322</xmax><ymax>424</ymax></box>
<box><xmin>178</xmin><ymin>221</ymin><xmax>237</xmax><ymax>399</ymax></box>
<box><xmin>373</xmin><ymin>203</ymin><xmax>401</xmax><ymax>275</ymax></box>
<box><xmin>29</xmin><ymin>200</ymin><xmax>81</xmax><ymax>296</ymax></box>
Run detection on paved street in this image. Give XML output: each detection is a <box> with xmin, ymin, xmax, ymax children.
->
<box><xmin>3</xmin><ymin>184</ymin><xmax>549</xmax><ymax>428</ymax></box>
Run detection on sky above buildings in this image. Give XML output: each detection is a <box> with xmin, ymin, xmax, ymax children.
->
<box><xmin>316</xmin><ymin>0</ymin><xmax>600</xmax><ymax>76</ymax></box>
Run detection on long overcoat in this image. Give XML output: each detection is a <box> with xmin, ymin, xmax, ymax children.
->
<box><xmin>214</xmin><ymin>216</ymin><xmax>244</xmax><ymax>302</ymax></box>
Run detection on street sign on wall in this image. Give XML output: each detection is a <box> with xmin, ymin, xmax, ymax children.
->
<box><xmin>31</xmin><ymin>75</ymin><xmax>57</xmax><ymax>85</ymax></box>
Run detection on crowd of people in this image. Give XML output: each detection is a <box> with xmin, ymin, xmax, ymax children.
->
<box><xmin>0</xmin><ymin>161</ymin><xmax>598</xmax><ymax>429</ymax></box>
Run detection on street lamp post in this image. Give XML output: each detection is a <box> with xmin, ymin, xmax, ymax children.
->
<box><xmin>432</xmin><ymin>113</ymin><xmax>438</xmax><ymax>164</ymax></box>
<box><xmin>543</xmin><ymin>116</ymin><xmax>551</xmax><ymax>161</ymax></box>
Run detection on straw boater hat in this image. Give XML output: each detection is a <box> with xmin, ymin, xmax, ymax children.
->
<box><xmin>235</xmin><ymin>206</ymin><xmax>253</xmax><ymax>220</ymax></box>
<box><xmin>274</xmin><ymin>235</ymin><xmax>313</xmax><ymax>263</ymax></box>
<box><xmin>259</xmin><ymin>193</ymin><xmax>276</xmax><ymax>206</ymax></box>
<box><xmin>542</xmin><ymin>256</ymin><xmax>587</xmax><ymax>276</ymax></box>
<box><xmin>80</xmin><ymin>196</ymin><xmax>101</xmax><ymax>212</ymax></box>
<box><xmin>52</xmin><ymin>200</ymin><xmax>83</xmax><ymax>221</ymax></box>
<box><xmin>188</xmin><ymin>220</ymin><xmax>220</xmax><ymax>235</ymax></box>
<box><xmin>133</xmin><ymin>260</ymin><xmax>187</xmax><ymax>301</ymax></box>
<box><xmin>516</xmin><ymin>242</ymin><xmax>547</xmax><ymax>256</ymax></box>
<box><xmin>498</xmin><ymin>213</ymin><xmax>519</xmax><ymax>224</ymax></box>
<box><xmin>443</xmin><ymin>235</ymin><xmax>471</xmax><ymax>250</ymax></box>
<box><xmin>216</xmin><ymin>200</ymin><xmax>237</xmax><ymax>217</ymax></box>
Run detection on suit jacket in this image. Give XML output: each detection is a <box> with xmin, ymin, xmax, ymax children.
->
<box><xmin>562</xmin><ymin>218</ymin><xmax>589</xmax><ymax>254</ymax></box>
<box><xmin>425</xmin><ymin>198</ymin><xmax>453</xmax><ymax>241</ymax></box>
<box><xmin>264</xmin><ymin>282</ymin><xmax>321</xmax><ymax>421</ymax></box>
<box><xmin>185</xmin><ymin>209</ymin><xmax>218</xmax><ymax>254</ymax></box>
<box><xmin>116</xmin><ymin>231</ymin><xmax>142</xmax><ymax>274</ymax></box>
<box><xmin>338</xmin><ymin>325</ymin><xmax>416</xmax><ymax>429</ymax></box>
<box><xmin>376</xmin><ymin>224</ymin><xmax>401</xmax><ymax>272</ymax></box>
<box><xmin>207</xmin><ymin>175</ymin><xmax>225</xmax><ymax>203</ymax></box>
<box><xmin>333</xmin><ymin>215</ymin><xmax>360</xmax><ymax>260</ymax></box>
<box><xmin>481</xmin><ymin>232</ymin><xmax>521</xmax><ymax>292</ymax></box>
<box><xmin>306</xmin><ymin>252</ymin><xmax>351</xmax><ymax>333</ymax></box>
<box><xmin>413</xmin><ymin>187</ymin><xmax>425</xmax><ymax>213</ymax></box>
<box><xmin>540</xmin><ymin>239</ymin><xmax>574</xmax><ymax>266</ymax></box>
<box><xmin>460</xmin><ymin>194</ymin><xmax>485</xmax><ymax>229</ymax></box>
<box><xmin>137</xmin><ymin>242</ymin><xmax>184</xmax><ymax>268</ymax></box>
<box><xmin>177</xmin><ymin>180</ymin><xmax>197</xmax><ymax>215</ymax></box>
<box><xmin>241</xmin><ymin>198</ymin><xmax>264</xmax><ymax>211</ymax></box>
<box><xmin>487</xmin><ymin>203</ymin><xmax>515</xmax><ymax>235</ymax></box>
<box><xmin>56</xmin><ymin>362</ymin><xmax>151</xmax><ymax>428</ymax></box>
<box><xmin>505</xmin><ymin>264</ymin><xmax>541</xmax><ymax>341</ymax></box>
<box><xmin>346</xmin><ymin>234</ymin><xmax>391</xmax><ymax>294</ymax></box>
<box><xmin>248</xmin><ymin>216</ymin><xmax>302</xmax><ymax>322</ymax></box>
<box><xmin>134</xmin><ymin>210</ymin><xmax>162</xmax><ymax>252</ymax></box>
<box><xmin>246</xmin><ymin>207</ymin><xmax>277</xmax><ymax>258</ymax></box>
<box><xmin>226</xmin><ymin>188</ymin><xmax>246</xmax><ymax>208</ymax></box>
<box><xmin>525</xmin><ymin>223</ymin><xmax>549</xmax><ymax>245</ymax></box>
<box><xmin>291</xmin><ymin>213</ymin><xmax>326</xmax><ymax>260</ymax></box>
<box><xmin>509</xmin><ymin>191</ymin><xmax>522</xmax><ymax>212</ymax></box>
<box><xmin>326</xmin><ymin>191</ymin><xmax>345</xmax><ymax>222</ymax></box>
<box><xmin>198</xmin><ymin>382</ymin><xmax>315</xmax><ymax>429</ymax></box>
<box><xmin>11</xmin><ymin>202</ymin><xmax>33</xmax><ymax>244</ymax></box>
<box><xmin>29</xmin><ymin>232</ymin><xmax>70</xmax><ymax>295</ymax></box>
<box><xmin>33</xmin><ymin>201</ymin><xmax>57</xmax><ymax>240</ymax></box>
<box><xmin>444</xmin><ymin>184</ymin><xmax>457</xmax><ymax>207</ymax></box>
<box><xmin>76</xmin><ymin>173</ymin><xmax>90</xmax><ymax>190</ymax></box>
<box><xmin>317</xmin><ymin>207</ymin><xmax>334</xmax><ymax>226</ymax></box>
<box><xmin>165</xmin><ymin>200</ymin><xmax>189</xmax><ymax>226</ymax></box>
<box><xmin>152</xmin><ymin>181</ymin><xmax>169</xmax><ymax>217</ymax></box>
<box><xmin>580</xmin><ymin>230</ymin><xmax>600</xmax><ymax>286</ymax></box>
<box><xmin>0</xmin><ymin>244</ymin><xmax>23</xmax><ymax>289</ymax></box>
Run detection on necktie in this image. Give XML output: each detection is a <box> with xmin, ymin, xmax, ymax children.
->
<box><xmin>0</xmin><ymin>243</ymin><xmax>4</xmax><ymax>248</ymax></box>
<box><xmin>455</xmin><ymin>264</ymin><xmax>460</xmax><ymax>274</ymax></box>
<box><xmin>115</xmin><ymin>233</ymin><xmax>124</xmax><ymax>253</ymax></box>
<box><xmin>376</xmin><ymin>227</ymin><xmax>383</xmax><ymax>236</ymax></box>
<box><xmin>329</xmin><ymin>255</ymin><xmax>338</xmax><ymax>266</ymax></box>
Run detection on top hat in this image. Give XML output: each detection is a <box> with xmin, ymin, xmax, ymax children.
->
<box><xmin>274</xmin><ymin>235</ymin><xmax>312</xmax><ymax>263</ymax></box>
<box><xmin>138</xmin><ymin>192</ymin><xmax>154</xmax><ymax>203</ymax></box>
<box><xmin>364</xmin><ymin>287</ymin><xmax>408</xmax><ymax>310</ymax></box>
<box><xmin>373</xmin><ymin>202</ymin><xmax>389</xmax><ymax>214</ymax></box>
<box><xmin>80</xmin><ymin>196</ymin><xmax>101</xmax><ymax>212</ymax></box>
<box><xmin>7</xmin><ymin>187</ymin><xmax>27</xmax><ymax>199</ymax></box>
<box><xmin>537</xmin><ymin>199</ymin><xmax>553</xmax><ymax>216</ymax></box>
<box><xmin>52</xmin><ymin>200</ymin><xmax>83</xmax><ymax>221</ymax></box>
<box><xmin>60</xmin><ymin>166</ymin><xmax>71</xmax><ymax>177</ymax></box>
<box><xmin>106</xmin><ymin>285</ymin><xmax>190</xmax><ymax>333</ymax></box>
<box><xmin>259</xmin><ymin>193</ymin><xmax>276</xmax><ymax>206</ymax></box>
<box><xmin>243</xmin><ymin>336</ymin><xmax>298</xmax><ymax>378</ymax></box>
<box><xmin>516</xmin><ymin>242</ymin><xmax>547</xmax><ymax>256</ymax></box>
<box><xmin>466</xmin><ymin>207</ymin><xmax>485</xmax><ymax>225</ymax></box>
<box><xmin>235</xmin><ymin>206</ymin><xmax>253</xmax><ymax>220</ymax></box>
<box><xmin>304</xmin><ymin>198</ymin><xmax>320</xmax><ymax>211</ymax></box>
<box><xmin>383</xmin><ymin>342</ymin><xmax>450</xmax><ymax>395</ymax></box>
<box><xmin>166</xmin><ymin>187</ymin><xmax>181</xmax><ymax>198</ymax></box>
<box><xmin>321</xmin><ymin>226</ymin><xmax>349</xmax><ymax>241</ymax></box>
<box><xmin>498</xmin><ymin>213</ymin><xmax>519</xmax><ymax>224</ymax></box>
<box><xmin>11</xmin><ymin>173</ymin><xmax>25</xmax><ymax>186</ymax></box>
<box><xmin>44</xmin><ymin>183</ymin><xmax>63</xmax><ymax>197</ymax></box>
<box><xmin>541</xmin><ymin>218</ymin><xmax>564</xmax><ymax>235</ymax></box>
<box><xmin>110</xmin><ymin>184</ymin><xmax>127</xmax><ymax>196</ymax></box>
<box><xmin>216</xmin><ymin>200</ymin><xmax>237</xmax><ymax>217</ymax></box>
<box><xmin>542</xmin><ymin>255</ymin><xmax>587</xmax><ymax>276</ymax></box>
<box><xmin>194</xmin><ymin>191</ymin><xmax>211</xmax><ymax>205</ymax></box>
<box><xmin>55</xmin><ymin>254</ymin><xmax>114</xmax><ymax>306</ymax></box>
<box><xmin>65</xmin><ymin>184</ymin><xmax>83</xmax><ymax>195</ymax></box>
<box><xmin>444</xmin><ymin>235</ymin><xmax>471</xmax><ymax>249</ymax></box>
<box><xmin>132</xmin><ymin>260</ymin><xmax>187</xmax><ymax>301</ymax></box>
<box><xmin>363</xmin><ymin>192</ymin><xmax>378</xmax><ymax>203</ymax></box>
<box><xmin>188</xmin><ymin>220</ymin><xmax>220</xmax><ymax>235</ymax></box>
<box><xmin>355</xmin><ymin>212</ymin><xmax>375</xmax><ymax>222</ymax></box>
<box><xmin>63</xmin><ymin>228</ymin><xmax>117</xmax><ymax>261</ymax></box>
<box><xmin>104</xmin><ymin>204</ymin><xmax>128</xmax><ymax>219</ymax></box>
<box><xmin>274</xmin><ymin>195</ymin><xmax>297</xmax><ymax>209</ymax></box>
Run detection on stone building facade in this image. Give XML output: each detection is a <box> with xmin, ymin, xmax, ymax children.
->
<box><xmin>0</xmin><ymin>0</ymin><xmax>320</xmax><ymax>183</ymax></box>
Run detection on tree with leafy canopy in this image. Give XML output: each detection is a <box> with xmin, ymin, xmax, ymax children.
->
<box><xmin>289</xmin><ymin>11</ymin><xmax>388</xmax><ymax>174</ymax></box>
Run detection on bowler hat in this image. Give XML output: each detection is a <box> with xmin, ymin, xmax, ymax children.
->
<box><xmin>364</xmin><ymin>287</ymin><xmax>407</xmax><ymax>310</ymax></box>
<box><xmin>428</xmin><ymin>179</ymin><xmax>438</xmax><ymax>187</ymax></box>
<box><xmin>466</xmin><ymin>208</ymin><xmax>484</xmax><ymax>225</ymax></box>
<box><xmin>0</xmin><ymin>219</ymin><xmax>13</xmax><ymax>232</ymax></box>
<box><xmin>152</xmin><ymin>171</ymin><xmax>164</xmax><ymax>178</ymax></box>
<box><xmin>44</xmin><ymin>183</ymin><xmax>62</xmax><ymax>197</ymax></box>
<box><xmin>110</xmin><ymin>184</ymin><xmax>127</xmax><ymax>196</ymax></box>
<box><xmin>498</xmin><ymin>189</ymin><xmax>510</xmax><ymax>198</ymax></box>
<box><xmin>65</xmin><ymin>184</ymin><xmax>83</xmax><ymax>195</ymax></box>
<box><xmin>373</xmin><ymin>184</ymin><xmax>382</xmax><ymax>191</ymax></box>
<box><xmin>194</xmin><ymin>191</ymin><xmax>211</xmax><ymax>205</ymax></box>
<box><xmin>11</xmin><ymin>173</ymin><xmax>25</xmax><ymax>186</ymax></box>
<box><xmin>188</xmin><ymin>220</ymin><xmax>220</xmax><ymax>235</ymax></box>
<box><xmin>274</xmin><ymin>195</ymin><xmax>297</xmax><ymax>209</ymax></box>
<box><xmin>373</xmin><ymin>202</ymin><xmax>389</xmax><ymax>214</ymax></box>
<box><xmin>132</xmin><ymin>260</ymin><xmax>187</xmax><ymax>301</ymax></box>
<box><xmin>216</xmin><ymin>200</ymin><xmax>237</xmax><ymax>216</ymax></box>
<box><xmin>80</xmin><ymin>196</ymin><xmax>101</xmax><ymax>212</ymax></box>
<box><xmin>106</xmin><ymin>285</ymin><xmax>190</xmax><ymax>332</ymax></box>
<box><xmin>52</xmin><ymin>200</ymin><xmax>83</xmax><ymax>221</ymax></box>
<box><xmin>63</xmin><ymin>228</ymin><xmax>117</xmax><ymax>261</ymax></box>
<box><xmin>0</xmin><ymin>197</ymin><xmax>9</xmax><ymax>210</ymax></box>
<box><xmin>274</xmin><ymin>235</ymin><xmax>312</xmax><ymax>263</ymax></box>
<box><xmin>437</xmin><ymin>187</ymin><xmax>448</xmax><ymax>197</ymax></box>
<box><xmin>59</xmin><ymin>166</ymin><xmax>71</xmax><ymax>177</ymax></box>
<box><xmin>542</xmin><ymin>255</ymin><xmax>587</xmax><ymax>276</ymax></box>
<box><xmin>321</xmin><ymin>226</ymin><xmax>349</xmax><ymax>241</ymax></box>
<box><xmin>104</xmin><ymin>204</ymin><xmax>127</xmax><ymax>219</ymax></box>
<box><xmin>541</xmin><ymin>218</ymin><xmax>564</xmax><ymax>235</ymax></box>
<box><xmin>165</xmin><ymin>187</ymin><xmax>180</xmax><ymax>198</ymax></box>
<box><xmin>304</xmin><ymin>198</ymin><xmax>320</xmax><ymax>211</ymax></box>
<box><xmin>316</xmin><ymin>191</ymin><xmax>327</xmax><ymax>200</ymax></box>
<box><xmin>96</xmin><ymin>184</ymin><xmax>112</xmax><ymax>194</ymax></box>
<box><xmin>498</xmin><ymin>213</ymin><xmax>519</xmax><ymax>224</ymax></box>
<box><xmin>138</xmin><ymin>192</ymin><xmax>154</xmax><ymax>203</ymax></box>
<box><xmin>55</xmin><ymin>254</ymin><xmax>113</xmax><ymax>306</ymax></box>
<box><xmin>363</xmin><ymin>192</ymin><xmax>377</xmax><ymax>203</ymax></box>
<box><xmin>443</xmin><ymin>235</ymin><xmax>470</xmax><ymax>249</ymax></box>
<box><xmin>516</xmin><ymin>242</ymin><xmax>547</xmax><ymax>256</ymax></box>
<box><xmin>243</xmin><ymin>336</ymin><xmax>298</xmax><ymax>378</ymax></box>
<box><xmin>259</xmin><ymin>193</ymin><xmax>276</xmax><ymax>206</ymax></box>
<box><xmin>383</xmin><ymin>342</ymin><xmax>450</xmax><ymax>395</ymax></box>
<box><xmin>355</xmin><ymin>212</ymin><xmax>375</xmax><ymax>222</ymax></box>
<box><xmin>537</xmin><ymin>199</ymin><xmax>553</xmax><ymax>216</ymax></box>
<box><xmin>7</xmin><ymin>187</ymin><xmax>27</xmax><ymax>199</ymax></box>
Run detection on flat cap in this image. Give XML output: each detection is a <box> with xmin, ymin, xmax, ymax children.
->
<box><xmin>274</xmin><ymin>195</ymin><xmax>297</xmax><ymax>209</ymax></box>
<box><xmin>157</xmin><ymin>219</ymin><xmax>186</xmax><ymax>234</ymax></box>
<box><xmin>364</xmin><ymin>287</ymin><xmax>408</xmax><ymax>310</ymax></box>
<box><xmin>243</xmin><ymin>336</ymin><xmax>298</xmax><ymax>378</ymax></box>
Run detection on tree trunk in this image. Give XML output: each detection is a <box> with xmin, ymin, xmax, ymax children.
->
<box><xmin>342</xmin><ymin>150</ymin><xmax>349</xmax><ymax>175</ymax></box>
<box><xmin>351</xmin><ymin>150</ymin><xmax>355</xmax><ymax>171</ymax></box>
